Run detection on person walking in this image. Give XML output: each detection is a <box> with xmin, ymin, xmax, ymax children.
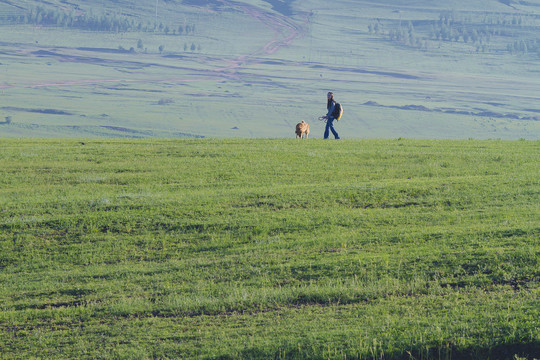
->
<box><xmin>323</xmin><ymin>92</ymin><xmax>340</xmax><ymax>139</ymax></box>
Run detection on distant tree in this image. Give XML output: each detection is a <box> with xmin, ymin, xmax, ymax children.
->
<box><xmin>137</xmin><ymin>39</ymin><xmax>144</xmax><ymax>50</ymax></box>
<box><xmin>470</xmin><ymin>29</ymin><xmax>479</xmax><ymax>43</ymax></box>
<box><xmin>56</xmin><ymin>13</ymin><xmax>64</xmax><ymax>26</ymax></box>
<box><xmin>520</xmin><ymin>40</ymin><xmax>528</xmax><ymax>53</ymax></box>
<box><xmin>190</xmin><ymin>43</ymin><xmax>196</xmax><ymax>51</ymax></box>
<box><xmin>159</xmin><ymin>45</ymin><xmax>165</xmax><ymax>53</ymax></box>
<box><xmin>4</xmin><ymin>4</ymin><xmax>197</xmax><ymax>38</ymax></box>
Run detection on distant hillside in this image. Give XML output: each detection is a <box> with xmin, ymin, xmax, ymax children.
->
<box><xmin>0</xmin><ymin>0</ymin><xmax>539</xmax><ymax>139</ymax></box>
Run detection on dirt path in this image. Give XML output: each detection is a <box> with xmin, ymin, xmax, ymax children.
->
<box><xmin>212</xmin><ymin>0</ymin><xmax>307</xmax><ymax>73</ymax></box>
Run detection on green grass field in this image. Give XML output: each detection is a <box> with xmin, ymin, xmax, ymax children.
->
<box><xmin>0</xmin><ymin>138</ymin><xmax>538</xmax><ymax>359</ymax></box>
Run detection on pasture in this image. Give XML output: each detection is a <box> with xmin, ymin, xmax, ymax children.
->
<box><xmin>0</xmin><ymin>138</ymin><xmax>538</xmax><ymax>359</ymax></box>
<box><xmin>0</xmin><ymin>0</ymin><xmax>539</xmax><ymax>139</ymax></box>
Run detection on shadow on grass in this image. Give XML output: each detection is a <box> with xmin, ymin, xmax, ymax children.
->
<box><xmin>401</xmin><ymin>342</ymin><xmax>540</xmax><ymax>360</ymax></box>
<box><xmin>235</xmin><ymin>341</ymin><xmax>539</xmax><ymax>359</ymax></box>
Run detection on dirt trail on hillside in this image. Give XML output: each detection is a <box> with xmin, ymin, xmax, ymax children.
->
<box><xmin>0</xmin><ymin>1</ymin><xmax>308</xmax><ymax>90</ymax></box>
<box><xmin>214</xmin><ymin>0</ymin><xmax>306</xmax><ymax>73</ymax></box>
<box><xmin>224</xmin><ymin>0</ymin><xmax>305</xmax><ymax>55</ymax></box>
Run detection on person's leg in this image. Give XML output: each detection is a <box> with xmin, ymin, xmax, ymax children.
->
<box><xmin>324</xmin><ymin>121</ymin><xmax>330</xmax><ymax>139</ymax></box>
<box><xmin>328</xmin><ymin>118</ymin><xmax>340</xmax><ymax>139</ymax></box>
<box><xmin>331</xmin><ymin>126</ymin><xmax>340</xmax><ymax>139</ymax></box>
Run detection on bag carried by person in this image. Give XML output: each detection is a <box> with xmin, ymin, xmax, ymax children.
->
<box><xmin>332</xmin><ymin>102</ymin><xmax>343</xmax><ymax>120</ymax></box>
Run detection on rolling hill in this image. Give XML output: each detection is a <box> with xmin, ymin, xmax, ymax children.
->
<box><xmin>0</xmin><ymin>0</ymin><xmax>539</xmax><ymax>138</ymax></box>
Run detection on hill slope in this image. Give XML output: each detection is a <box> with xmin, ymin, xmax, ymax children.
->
<box><xmin>0</xmin><ymin>0</ymin><xmax>539</xmax><ymax>138</ymax></box>
<box><xmin>0</xmin><ymin>138</ymin><xmax>539</xmax><ymax>358</ymax></box>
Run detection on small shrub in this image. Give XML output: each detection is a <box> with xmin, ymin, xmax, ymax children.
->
<box><xmin>158</xmin><ymin>98</ymin><xmax>174</xmax><ymax>105</ymax></box>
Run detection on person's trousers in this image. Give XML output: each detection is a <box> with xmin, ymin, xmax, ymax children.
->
<box><xmin>324</xmin><ymin>117</ymin><xmax>340</xmax><ymax>139</ymax></box>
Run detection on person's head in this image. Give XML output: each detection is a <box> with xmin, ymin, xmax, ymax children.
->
<box><xmin>327</xmin><ymin>92</ymin><xmax>334</xmax><ymax>109</ymax></box>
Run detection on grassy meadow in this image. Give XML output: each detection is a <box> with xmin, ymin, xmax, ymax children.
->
<box><xmin>0</xmin><ymin>138</ymin><xmax>539</xmax><ymax>359</ymax></box>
